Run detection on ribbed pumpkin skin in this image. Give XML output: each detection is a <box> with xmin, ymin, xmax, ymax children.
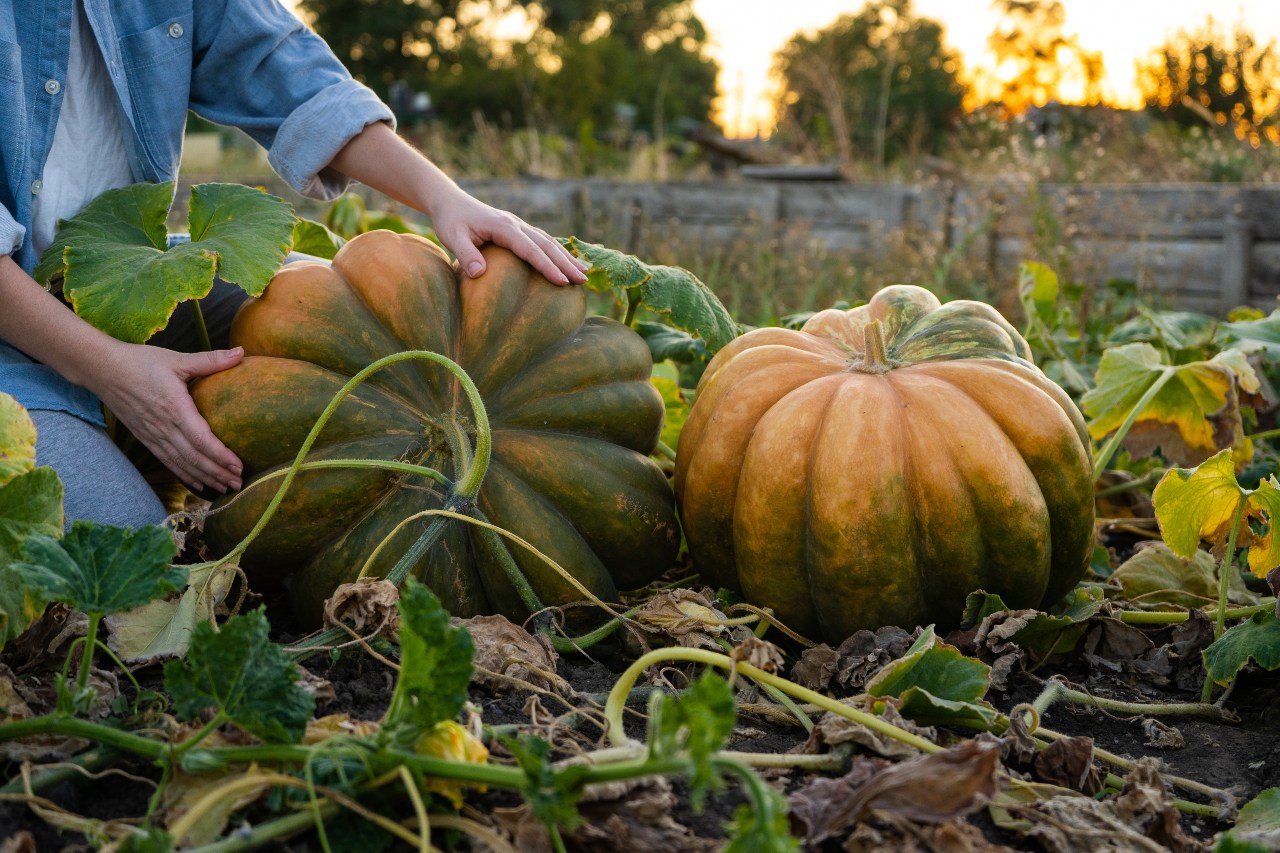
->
<box><xmin>193</xmin><ymin>230</ymin><xmax>680</xmax><ymax>626</ymax></box>
<box><xmin>673</xmin><ymin>285</ymin><xmax>1094</xmax><ymax>642</ymax></box>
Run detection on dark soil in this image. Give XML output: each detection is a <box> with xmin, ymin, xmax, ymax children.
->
<box><xmin>2</xmin><ymin>595</ymin><xmax>1277</xmax><ymax>852</ymax></box>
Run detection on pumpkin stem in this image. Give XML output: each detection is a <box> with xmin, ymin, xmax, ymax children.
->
<box><xmin>855</xmin><ymin>320</ymin><xmax>893</xmax><ymax>373</ymax></box>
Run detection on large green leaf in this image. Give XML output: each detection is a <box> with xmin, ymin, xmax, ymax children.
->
<box><xmin>16</xmin><ymin>521</ymin><xmax>184</xmax><ymax>617</ymax></box>
<box><xmin>865</xmin><ymin>626</ymin><xmax>997</xmax><ymax>728</ymax></box>
<box><xmin>175</xmin><ymin>183</ymin><xmax>296</xmax><ymax>297</ymax></box>
<box><xmin>1082</xmin><ymin>343</ymin><xmax>1258</xmax><ymax>467</ymax></box>
<box><xmin>0</xmin><ymin>467</ymin><xmax>64</xmax><ymax>563</ymax></box>
<box><xmin>164</xmin><ymin>607</ymin><xmax>313</xmax><ymax>743</ymax></box>
<box><xmin>290</xmin><ymin>217</ymin><xmax>345</xmax><ymax>260</ymax></box>
<box><xmin>1218</xmin><ymin>309</ymin><xmax>1280</xmax><ymax>361</ymax></box>
<box><xmin>383</xmin><ymin>578</ymin><xmax>475</xmax><ymax>745</ymax></box>
<box><xmin>34</xmin><ymin>182</ymin><xmax>294</xmax><ymax>344</ymax></box>
<box><xmin>563</xmin><ymin>237</ymin><xmax>738</xmax><ymax>353</ymax></box>
<box><xmin>1202</xmin><ymin>610</ymin><xmax>1280</xmax><ymax>685</ymax></box>
<box><xmin>0</xmin><ymin>393</ymin><xmax>37</xmax><ymax>486</ymax></box>
<box><xmin>1153</xmin><ymin>450</ymin><xmax>1280</xmax><ymax>577</ymax></box>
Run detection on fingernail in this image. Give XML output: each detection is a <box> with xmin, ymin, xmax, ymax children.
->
<box><xmin>192</xmin><ymin>482</ymin><xmax>205</xmax><ymax>492</ymax></box>
<box><xmin>227</xmin><ymin>347</ymin><xmax>243</xmax><ymax>358</ymax></box>
<box><xmin>575</xmin><ymin>257</ymin><xmax>590</xmax><ymax>270</ymax></box>
<box><xmin>467</xmin><ymin>261</ymin><xmax>484</xmax><ymax>277</ymax></box>
<box><xmin>230</xmin><ymin>463</ymin><xmax>243</xmax><ymax>476</ymax></box>
<box><xmin>230</xmin><ymin>479</ymin><xmax>242</xmax><ymax>491</ymax></box>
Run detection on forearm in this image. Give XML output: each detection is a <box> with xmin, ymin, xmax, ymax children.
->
<box><xmin>327</xmin><ymin>121</ymin><xmax>467</xmax><ymax>221</ymax></box>
<box><xmin>0</xmin><ymin>255</ymin><xmax>123</xmax><ymax>393</ymax></box>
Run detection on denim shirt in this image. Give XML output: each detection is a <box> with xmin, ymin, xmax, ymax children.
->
<box><xmin>0</xmin><ymin>0</ymin><xmax>394</xmax><ymax>423</ymax></box>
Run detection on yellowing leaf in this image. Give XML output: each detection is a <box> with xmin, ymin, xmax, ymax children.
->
<box><xmin>1153</xmin><ymin>450</ymin><xmax>1280</xmax><ymax>578</ymax></box>
<box><xmin>0</xmin><ymin>393</ymin><xmax>36</xmax><ymax>487</ymax></box>
<box><xmin>1082</xmin><ymin>343</ymin><xmax>1259</xmax><ymax>467</ymax></box>
<box><xmin>415</xmin><ymin>720</ymin><xmax>489</xmax><ymax>808</ymax></box>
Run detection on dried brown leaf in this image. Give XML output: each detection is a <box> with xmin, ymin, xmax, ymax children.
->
<box><xmin>322</xmin><ymin>578</ymin><xmax>401</xmax><ymax>640</ymax></box>
<box><xmin>456</xmin><ymin>614</ymin><xmax>562</xmax><ymax>694</ymax></box>
<box><xmin>1033</xmin><ymin>736</ymin><xmax>1107</xmax><ymax>796</ymax></box>
<box><xmin>730</xmin><ymin>635</ymin><xmax>785</xmax><ymax>673</ymax></box>
<box><xmin>789</xmin><ymin>741</ymin><xmax>999</xmax><ymax>846</ymax></box>
<box><xmin>802</xmin><ymin>698</ymin><xmax>937</xmax><ymax>760</ymax></box>
<box><xmin>792</xmin><ymin>643</ymin><xmax>840</xmax><ymax>691</ymax></box>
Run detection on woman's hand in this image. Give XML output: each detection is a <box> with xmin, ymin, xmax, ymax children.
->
<box><xmin>94</xmin><ymin>343</ymin><xmax>245</xmax><ymax>493</ymax></box>
<box><xmin>427</xmin><ymin>190</ymin><xmax>589</xmax><ymax>285</ymax></box>
<box><xmin>327</xmin><ymin>122</ymin><xmax>589</xmax><ymax>285</ymax></box>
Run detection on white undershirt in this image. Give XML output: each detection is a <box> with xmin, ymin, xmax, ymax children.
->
<box><xmin>31</xmin><ymin>0</ymin><xmax>134</xmax><ymax>258</ymax></box>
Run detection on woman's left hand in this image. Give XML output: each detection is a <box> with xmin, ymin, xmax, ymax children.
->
<box><xmin>428</xmin><ymin>191</ymin><xmax>589</xmax><ymax>286</ymax></box>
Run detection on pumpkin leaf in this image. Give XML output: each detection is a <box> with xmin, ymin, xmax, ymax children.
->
<box><xmin>865</xmin><ymin>626</ymin><xmax>997</xmax><ymax>728</ymax></box>
<box><xmin>15</xmin><ymin>522</ymin><xmax>181</xmax><ymax>617</ymax></box>
<box><xmin>1081</xmin><ymin>343</ymin><xmax>1259</xmax><ymax>468</ymax></box>
<box><xmin>164</xmin><ymin>606</ymin><xmax>313</xmax><ymax>743</ymax></box>
<box><xmin>635</xmin><ymin>321</ymin><xmax>708</xmax><ymax>365</ymax></box>
<box><xmin>562</xmin><ymin>237</ymin><xmax>738</xmax><ymax>353</ymax></box>
<box><xmin>1107</xmin><ymin>307</ymin><xmax>1217</xmax><ymax>353</ymax></box>
<box><xmin>34</xmin><ymin>182</ymin><xmax>294</xmax><ymax>344</ymax></box>
<box><xmin>1018</xmin><ymin>261</ymin><xmax>1059</xmax><ymax>325</ymax></box>
<box><xmin>1223</xmin><ymin>788</ymin><xmax>1280</xmax><ymax>851</ymax></box>
<box><xmin>1218</xmin><ymin>309</ymin><xmax>1280</xmax><ymax>361</ymax></box>
<box><xmin>1110</xmin><ymin>543</ymin><xmax>1253</xmax><ymax>610</ymax></box>
<box><xmin>1202</xmin><ymin>610</ymin><xmax>1280</xmax><ymax>685</ymax></box>
<box><xmin>651</xmin><ymin>363</ymin><xmax>691</xmax><ymax>451</ymax></box>
<box><xmin>383</xmin><ymin>578</ymin><xmax>475</xmax><ymax>744</ymax></box>
<box><xmin>961</xmin><ymin>588</ymin><xmax>1105</xmax><ymax>659</ymax></box>
<box><xmin>0</xmin><ymin>392</ymin><xmax>37</xmax><ymax>486</ymax></box>
<box><xmin>289</xmin><ymin>217</ymin><xmax>345</xmax><ymax>260</ymax></box>
<box><xmin>0</xmin><ymin>467</ymin><xmax>64</xmax><ymax>648</ymax></box>
<box><xmin>724</xmin><ymin>786</ymin><xmax>797</xmax><ymax>853</ymax></box>
<box><xmin>1153</xmin><ymin>450</ymin><xmax>1280</xmax><ymax>577</ymax></box>
<box><xmin>500</xmin><ymin>733</ymin><xmax>586</xmax><ymax>830</ymax></box>
<box><xmin>647</xmin><ymin>672</ymin><xmax>736</xmax><ymax>809</ymax></box>
<box><xmin>106</xmin><ymin>562</ymin><xmax>238</xmax><ymax>662</ymax></box>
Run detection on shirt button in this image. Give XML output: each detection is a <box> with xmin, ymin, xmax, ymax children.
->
<box><xmin>168</xmin><ymin>22</ymin><xmax>184</xmax><ymax>38</ymax></box>
<box><xmin>44</xmin><ymin>79</ymin><xmax>61</xmax><ymax>95</ymax></box>
<box><xmin>31</xmin><ymin>180</ymin><xmax>43</xmax><ymax>195</ymax></box>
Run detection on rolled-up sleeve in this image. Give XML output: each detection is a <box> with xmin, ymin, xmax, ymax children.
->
<box><xmin>187</xmin><ymin>0</ymin><xmax>395</xmax><ymax>200</ymax></box>
<box><xmin>0</xmin><ymin>203</ymin><xmax>24</xmax><ymax>257</ymax></box>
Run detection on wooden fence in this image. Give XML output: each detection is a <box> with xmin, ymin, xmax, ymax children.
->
<box><xmin>451</xmin><ymin>178</ymin><xmax>1280</xmax><ymax>315</ymax></box>
<box><xmin>185</xmin><ymin>172</ymin><xmax>1280</xmax><ymax>316</ymax></box>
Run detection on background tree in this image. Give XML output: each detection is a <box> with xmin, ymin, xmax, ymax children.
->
<box><xmin>986</xmin><ymin>0</ymin><xmax>1105</xmax><ymax>114</ymax></box>
<box><xmin>1137</xmin><ymin>17</ymin><xmax>1280</xmax><ymax>145</ymax></box>
<box><xmin>297</xmin><ymin>0</ymin><xmax>717</xmax><ymax>136</ymax></box>
<box><xmin>770</xmin><ymin>0</ymin><xmax>965</xmax><ymax>175</ymax></box>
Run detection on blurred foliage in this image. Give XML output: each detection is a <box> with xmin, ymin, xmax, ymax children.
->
<box><xmin>1137</xmin><ymin>16</ymin><xmax>1280</xmax><ymax>146</ymax></box>
<box><xmin>985</xmin><ymin>1</ymin><xmax>1105</xmax><ymax>115</ymax></box>
<box><xmin>296</xmin><ymin>0</ymin><xmax>717</xmax><ymax>137</ymax></box>
<box><xmin>769</xmin><ymin>0</ymin><xmax>965</xmax><ymax>172</ymax></box>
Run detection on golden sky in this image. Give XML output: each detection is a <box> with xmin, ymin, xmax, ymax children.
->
<box><xmin>693</xmin><ymin>0</ymin><xmax>1280</xmax><ymax>137</ymax></box>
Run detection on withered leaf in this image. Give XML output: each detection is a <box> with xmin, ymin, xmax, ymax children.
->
<box><xmin>455</xmin><ymin>613</ymin><xmax>562</xmax><ymax>694</ymax></box>
<box><xmin>789</xmin><ymin>741</ymin><xmax>999</xmax><ymax>846</ymax></box>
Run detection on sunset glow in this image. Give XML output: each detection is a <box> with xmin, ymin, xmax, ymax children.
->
<box><xmin>692</xmin><ymin>0</ymin><xmax>1280</xmax><ymax>137</ymax></box>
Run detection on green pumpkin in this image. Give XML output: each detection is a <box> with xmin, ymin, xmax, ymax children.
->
<box><xmin>674</xmin><ymin>284</ymin><xmax>1095</xmax><ymax>642</ymax></box>
<box><xmin>194</xmin><ymin>230</ymin><xmax>680</xmax><ymax>626</ymax></box>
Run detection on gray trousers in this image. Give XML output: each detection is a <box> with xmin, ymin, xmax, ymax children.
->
<box><xmin>35</xmin><ymin>277</ymin><xmax>251</xmax><ymax>529</ymax></box>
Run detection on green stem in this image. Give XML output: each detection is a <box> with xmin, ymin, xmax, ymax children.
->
<box><xmin>77</xmin><ymin>613</ymin><xmax>102</xmax><ymax>692</ymax></box>
<box><xmin>1245</xmin><ymin>426</ymin><xmax>1280</xmax><ymax>443</ymax></box>
<box><xmin>239</xmin><ymin>458</ymin><xmax>450</xmax><ymax>492</ymax></box>
<box><xmin>222</xmin><ymin>350</ymin><xmax>488</xmax><ymax>565</ymax></box>
<box><xmin>622</xmin><ymin>288</ymin><xmax>642</xmax><ymax>328</ymax></box>
<box><xmin>1094</xmin><ymin>469</ymin><xmax>1165</xmax><ymax>497</ymax></box>
<box><xmin>1203</xmin><ymin>499</ymin><xmax>1249</xmax><ymax>702</ymax></box>
<box><xmin>1032</xmin><ymin>681</ymin><xmax>1227</xmax><ymax>721</ymax></box>
<box><xmin>1119</xmin><ymin>599</ymin><xmax>1275</xmax><ymax>625</ymax></box>
<box><xmin>547</xmin><ymin>609</ymin><xmax>630</xmax><ymax>654</ymax></box>
<box><xmin>0</xmin><ymin>714</ymin><xmax>165</xmax><ymax>760</ymax></box>
<box><xmin>189</xmin><ymin>300</ymin><xmax>213</xmax><ymax>353</ymax></box>
<box><xmin>1093</xmin><ymin>369</ymin><xmax>1175</xmax><ymax>480</ymax></box>
<box><xmin>604</xmin><ymin>647</ymin><xmax>938</xmax><ymax>754</ymax></box>
<box><xmin>0</xmin><ymin>747</ymin><xmax>115</xmax><ymax>795</ymax></box>
<box><xmin>183</xmin><ymin>802</ymin><xmax>337</xmax><ymax>853</ymax></box>
<box><xmin>470</xmin><ymin>513</ymin><xmax>547</xmax><ymax>623</ymax></box>
<box><xmin>1213</xmin><ymin>499</ymin><xmax>1249</xmax><ymax>642</ymax></box>
<box><xmin>654</xmin><ymin>440</ymin><xmax>677</xmax><ymax>461</ymax></box>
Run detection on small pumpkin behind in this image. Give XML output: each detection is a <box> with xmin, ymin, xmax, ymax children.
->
<box><xmin>674</xmin><ymin>285</ymin><xmax>1095</xmax><ymax>642</ymax></box>
<box><xmin>194</xmin><ymin>230</ymin><xmax>680</xmax><ymax>626</ymax></box>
